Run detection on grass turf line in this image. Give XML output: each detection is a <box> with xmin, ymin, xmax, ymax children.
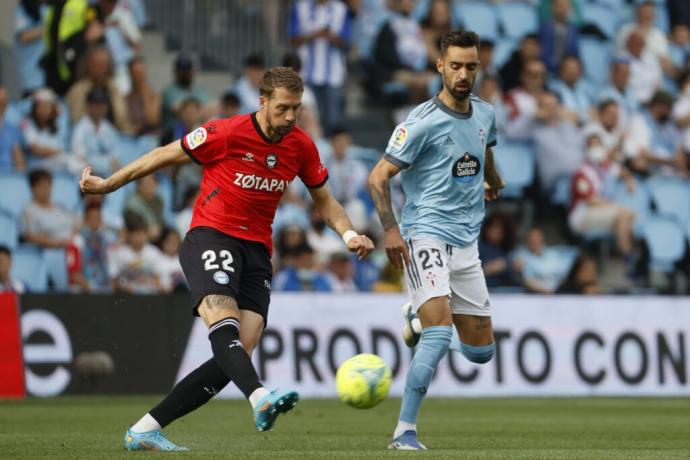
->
<box><xmin>1</xmin><ymin>397</ymin><xmax>689</xmax><ymax>459</ymax></box>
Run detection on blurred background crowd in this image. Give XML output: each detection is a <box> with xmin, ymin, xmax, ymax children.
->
<box><xmin>1</xmin><ymin>0</ymin><xmax>690</xmax><ymax>297</ymax></box>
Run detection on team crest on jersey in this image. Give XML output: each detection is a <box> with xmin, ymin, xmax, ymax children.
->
<box><xmin>265</xmin><ymin>153</ymin><xmax>278</xmax><ymax>169</ymax></box>
<box><xmin>186</xmin><ymin>127</ymin><xmax>207</xmax><ymax>150</ymax></box>
<box><xmin>452</xmin><ymin>152</ymin><xmax>481</xmax><ymax>183</ymax></box>
<box><xmin>389</xmin><ymin>125</ymin><xmax>408</xmax><ymax>150</ymax></box>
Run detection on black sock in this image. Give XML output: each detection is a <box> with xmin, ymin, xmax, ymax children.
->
<box><xmin>208</xmin><ymin>318</ymin><xmax>263</xmax><ymax>398</ymax></box>
<box><xmin>149</xmin><ymin>358</ymin><xmax>230</xmax><ymax>428</ymax></box>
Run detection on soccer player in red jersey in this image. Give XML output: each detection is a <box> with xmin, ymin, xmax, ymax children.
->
<box><xmin>80</xmin><ymin>67</ymin><xmax>375</xmax><ymax>451</ymax></box>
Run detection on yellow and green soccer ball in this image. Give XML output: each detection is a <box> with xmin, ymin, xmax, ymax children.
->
<box><xmin>335</xmin><ymin>353</ymin><xmax>392</xmax><ymax>409</ymax></box>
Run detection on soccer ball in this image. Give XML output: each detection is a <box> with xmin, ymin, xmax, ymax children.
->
<box><xmin>335</xmin><ymin>353</ymin><xmax>392</xmax><ymax>409</ymax></box>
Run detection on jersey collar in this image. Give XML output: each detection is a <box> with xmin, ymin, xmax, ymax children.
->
<box><xmin>433</xmin><ymin>96</ymin><xmax>473</xmax><ymax>119</ymax></box>
<box><xmin>251</xmin><ymin>112</ymin><xmax>283</xmax><ymax>144</ymax></box>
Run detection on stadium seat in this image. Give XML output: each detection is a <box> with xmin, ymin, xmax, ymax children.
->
<box><xmin>0</xmin><ymin>172</ymin><xmax>31</xmax><ymax>218</ymax></box>
<box><xmin>493</xmin><ymin>142</ymin><xmax>535</xmax><ymax>198</ymax></box>
<box><xmin>495</xmin><ymin>2</ymin><xmax>538</xmax><ymax>39</ymax></box>
<box><xmin>44</xmin><ymin>248</ymin><xmax>68</xmax><ymax>292</ymax></box>
<box><xmin>0</xmin><ymin>210</ymin><xmax>19</xmax><ymax>249</ymax></box>
<box><xmin>643</xmin><ymin>216</ymin><xmax>686</xmax><ymax>272</ymax></box>
<box><xmin>157</xmin><ymin>174</ymin><xmax>177</xmax><ymax>227</ymax></box>
<box><xmin>551</xmin><ymin>175</ymin><xmax>571</xmax><ymax>207</ymax></box>
<box><xmin>647</xmin><ymin>177</ymin><xmax>690</xmax><ymax>225</ymax></box>
<box><xmin>611</xmin><ymin>179</ymin><xmax>652</xmax><ymax>237</ymax></box>
<box><xmin>581</xmin><ymin>3</ymin><xmax>620</xmax><ymax>38</ymax></box>
<box><xmin>580</xmin><ymin>38</ymin><xmax>613</xmax><ymax>86</ymax></box>
<box><xmin>10</xmin><ymin>245</ymin><xmax>48</xmax><ymax>292</ymax></box>
<box><xmin>454</xmin><ymin>1</ymin><xmax>498</xmax><ymax>41</ymax></box>
<box><xmin>51</xmin><ymin>172</ymin><xmax>81</xmax><ymax>213</ymax></box>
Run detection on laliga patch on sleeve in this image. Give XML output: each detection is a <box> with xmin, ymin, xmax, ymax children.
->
<box><xmin>388</xmin><ymin>125</ymin><xmax>408</xmax><ymax>151</ymax></box>
<box><xmin>186</xmin><ymin>127</ymin><xmax>208</xmax><ymax>150</ymax></box>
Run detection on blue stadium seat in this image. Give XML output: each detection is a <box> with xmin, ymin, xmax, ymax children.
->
<box><xmin>157</xmin><ymin>174</ymin><xmax>177</xmax><ymax>227</ymax></box>
<box><xmin>0</xmin><ymin>172</ymin><xmax>32</xmax><ymax>218</ymax></box>
<box><xmin>10</xmin><ymin>245</ymin><xmax>48</xmax><ymax>292</ymax></box>
<box><xmin>643</xmin><ymin>216</ymin><xmax>686</xmax><ymax>272</ymax></box>
<box><xmin>495</xmin><ymin>2</ymin><xmax>538</xmax><ymax>39</ymax></box>
<box><xmin>611</xmin><ymin>179</ymin><xmax>652</xmax><ymax>237</ymax></box>
<box><xmin>647</xmin><ymin>177</ymin><xmax>690</xmax><ymax>225</ymax></box>
<box><xmin>0</xmin><ymin>210</ymin><xmax>19</xmax><ymax>249</ymax></box>
<box><xmin>44</xmin><ymin>248</ymin><xmax>68</xmax><ymax>291</ymax></box>
<box><xmin>580</xmin><ymin>38</ymin><xmax>613</xmax><ymax>86</ymax></box>
<box><xmin>454</xmin><ymin>1</ymin><xmax>498</xmax><ymax>41</ymax></box>
<box><xmin>493</xmin><ymin>38</ymin><xmax>518</xmax><ymax>69</ymax></box>
<box><xmin>581</xmin><ymin>3</ymin><xmax>620</xmax><ymax>38</ymax></box>
<box><xmin>551</xmin><ymin>175</ymin><xmax>571</xmax><ymax>207</ymax></box>
<box><xmin>493</xmin><ymin>142</ymin><xmax>535</xmax><ymax>198</ymax></box>
<box><xmin>51</xmin><ymin>172</ymin><xmax>81</xmax><ymax>213</ymax></box>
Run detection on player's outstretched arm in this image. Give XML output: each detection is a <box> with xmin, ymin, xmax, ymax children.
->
<box><xmin>307</xmin><ymin>185</ymin><xmax>375</xmax><ymax>260</ymax></box>
<box><xmin>368</xmin><ymin>158</ymin><xmax>410</xmax><ymax>270</ymax></box>
<box><xmin>483</xmin><ymin>147</ymin><xmax>505</xmax><ymax>201</ymax></box>
<box><xmin>80</xmin><ymin>140</ymin><xmax>191</xmax><ymax>194</ymax></box>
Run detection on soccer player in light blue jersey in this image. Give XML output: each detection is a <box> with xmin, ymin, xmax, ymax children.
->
<box><xmin>368</xmin><ymin>30</ymin><xmax>505</xmax><ymax>451</ymax></box>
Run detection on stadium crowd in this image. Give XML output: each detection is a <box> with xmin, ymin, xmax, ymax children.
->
<box><xmin>2</xmin><ymin>0</ymin><xmax>690</xmax><ymax>296</ymax></box>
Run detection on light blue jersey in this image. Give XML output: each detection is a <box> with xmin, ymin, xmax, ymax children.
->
<box><xmin>384</xmin><ymin>95</ymin><xmax>497</xmax><ymax>247</ymax></box>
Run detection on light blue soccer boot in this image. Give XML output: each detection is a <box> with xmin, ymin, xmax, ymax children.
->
<box><xmin>124</xmin><ymin>428</ymin><xmax>189</xmax><ymax>451</ymax></box>
<box><xmin>389</xmin><ymin>430</ymin><xmax>428</xmax><ymax>450</ymax></box>
<box><xmin>253</xmin><ymin>389</ymin><xmax>299</xmax><ymax>431</ymax></box>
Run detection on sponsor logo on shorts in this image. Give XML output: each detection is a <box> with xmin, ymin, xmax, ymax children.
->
<box><xmin>426</xmin><ymin>271</ymin><xmax>436</xmax><ymax>287</ymax></box>
<box><xmin>265</xmin><ymin>153</ymin><xmax>278</xmax><ymax>169</ymax></box>
<box><xmin>233</xmin><ymin>172</ymin><xmax>288</xmax><ymax>193</ymax></box>
<box><xmin>213</xmin><ymin>271</ymin><xmax>230</xmax><ymax>285</ymax></box>
<box><xmin>186</xmin><ymin>127</ymin><xmax>207</xmax><ymax>150</ymax></box>
<box><xmin>452</xmin><ymin>152</ymin><xmax>481</xmax><ymax>183</ymax></box>
<box><xmin>264</xmin><ymin>279</ymin><xmax>272</xmax><ymax>291</ymax></box>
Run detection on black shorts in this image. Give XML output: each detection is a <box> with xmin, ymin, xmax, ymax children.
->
<box><xmin>179</xmin><ymin>226</ymin><xmax>272</xmax><ymax>325</ymax></box>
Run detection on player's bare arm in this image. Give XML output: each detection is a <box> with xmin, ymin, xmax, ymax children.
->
<box><xmin>308</xmin><ymin>185</ymin><xmax>375</xmax><ymax>260</ymax></box>
<box><xmin>79</xmin><ymin>140</ymin><xmax>191</xmax><ymax>194</ymax></box>
<box><xmin>483</xmin><ymin>147</ymin><xmax>504</xmax><ymax>201</ymax></box>
<box><xmin>368</xmin><ymin>158</ymin><xmax>411</xmax><ymax>270</ymax></box>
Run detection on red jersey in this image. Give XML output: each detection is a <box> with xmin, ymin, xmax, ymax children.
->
<box><xmin>181</xmin><ymin>113</ymin><xmax>328</xmax><ymax>253</ymax></box>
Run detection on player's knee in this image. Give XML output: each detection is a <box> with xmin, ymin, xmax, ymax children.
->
<box><xmin>460</xmin><ymin>341</ymin><xmax>495</xmax><ymax>364</ymax></box>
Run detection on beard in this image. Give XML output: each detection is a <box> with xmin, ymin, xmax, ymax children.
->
<box><xmin>268</xmin><ymin>118</ymin><xmax>295</xmax><ymax>137</ymax></box>
<box><xmin>444</xmin><ymin>75</ymin><xmax>473</xmax><ymax>102</ymax></box>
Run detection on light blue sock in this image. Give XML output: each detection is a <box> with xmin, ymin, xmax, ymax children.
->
<box><xmin>399</xmin><ymin>326</ymin><xmax>452</xmax><ymax>424</ymax></box>
<box><xmin>459</xmin><ymin>342</ymin><xmax>495</xmax><ymax>364</ymax></box>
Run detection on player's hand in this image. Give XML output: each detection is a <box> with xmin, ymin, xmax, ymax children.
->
<box><xmin>79</xmin><ymin>167</ymin><xmax>111</xmax><ymax>194</ymax></box>
<box><xmin>384</xmin><ymin>228</ymin><xmax>410</xmax><ymax>271</ymax></box>
<box><xmin>346</xmin><ymin>234</ymin><xmax>375</xmax><ymax>260</ymax></box>
<box><xmin>484</xmin><ymin>179</ymin><xmax>505</xmax><ymax>201</ymax></box>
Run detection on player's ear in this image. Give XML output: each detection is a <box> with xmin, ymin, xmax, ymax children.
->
<box><xmin>436</xmin><ymin>56</ymin><xmax>444</xmax><ymax>74</ymax></box>
<box><xmin>259</xmin><ymin>95</ymin><xmax>267</xmax><ymax>108</ymax></box>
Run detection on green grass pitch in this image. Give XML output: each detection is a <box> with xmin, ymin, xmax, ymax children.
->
<box><xmin>1</xmin><ymin>397</ymin><xmax>689</xmax><ymax>459</ymax></box>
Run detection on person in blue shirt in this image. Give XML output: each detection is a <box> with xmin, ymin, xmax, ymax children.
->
<box><xmin>0</xmin><ymin>88</ymin><xmax>26</xmax><ymax>172</ymax></box>
<box><xmin>14</xmin><ymin>0</ymin><xmax>46</xmax><ymax>97</ymax></box>
<box><xmin>369</xmin><ymin>30</ymin><xmax>505</xmax><ymax>451</ymax></box>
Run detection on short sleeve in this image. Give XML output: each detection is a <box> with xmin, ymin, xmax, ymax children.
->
<box><xmin>180</xmin><ymin>120</ymin><xmax>228</xmax><ymax>165</ymax></box>
<box><xmin>487</xmin><ymin>108</ymin><xmax>498</xmax><ymax>148</ymax></box>
<box><xmin>299</xmin><ymin>138</ymin><xmax>329</xmax><ymax>188</ymax></box>
<box><xmin>383</xmin><ymin>120</ymin><xmax>427</xmax><ymax>169</ymax></box>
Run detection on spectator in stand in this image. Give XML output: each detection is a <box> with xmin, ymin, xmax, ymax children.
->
<box><xmin>289</xmin><ymin>0</ymin><xmax>351</xmax><ymax>135</ymax></box>
<box><xmin>598</xmin><ymin>55</ymin><xmax>638</xmax><ymax>129</ymax></box>
<box><xmin>420</xmin><ymin>0</ymin><xmax>452</xmax><ymax>70</ymax></box>
<box><xmin>569</xmin><ymin>130</ymin><xmax>637</xmax><ymax>263</ymax></box>
<box><xmin>479</xmin><ymin>212</ymin><xmax>517</xmax><ymax>288</ymax></box>
<box><xmin>306</xmin><ymin>205</ymin><xmax>343</xmax><ymax>266</ymax></box>
<box><xmin>622</xmin><ymin>29</ymin><xmax>663</xmax><ymax>106</ymax></box>
<box><xmin>549</xmin><ymin>55</ymin><xmax>594</xmax><ymax>124</ymax></box>
<box><xmin>219</xmin><ymin>91</ymin><xmax>240</xmax><ymax>119</ymax></box>
<box><xmin>538</xmin><ymin>0</ymin><xmax>580</xmax><ymax>75</ymax></box>
<box><xmin>161</xmin><ymin>54</ymin><xmax>211</xmax><ymax>128</ymax></box>
<box><xmin>282</xmin><ymin>53</ymin><xmax>323</xmax><ymax>140</ymax></box>
<box><xmin>584</xmin><ymin>100</ymin><xmax>626</xmax><ymax>165</ymax></box>
<box><xmin>669</xmin><ymin>24</ymin><xmax>690</xmax><ymax>71</ymax></box>
<box><xmin>93</xmin><ymin>0</ymin><xmax>142</xmax><ymax>94</ymax></box>
<box><xmin>21</xmin><ymin>88</ymin><xmax>80</xmax><ymax>174</ymax></box>
<box><xmin>370</xmin><ymin>0</ymin><xmax>434</xmax><ymax>105</ymax></box>
<box><xmin>176</xmin><ymin>186</ymin><xmax>199</xmax><ymax>239</ymax></box>
<box><xmin>503</xmin><ymin>58</ymin><xmax>547</xmax><ymax>141</ymax></box>
<box><xmin>108</xmin><ymin>211</ymin><xmax>163</xmax><ymax>294</ymax></box>
<box><xmin>324</xmin><ymin>252</ymin><xmax>358</xmax><ymax>292</ymax></box>
<box><xmin>672</xmin><ymin>71</ymin><xmax>690</xmax><ymax>160</ymax></box>
<box><xmin>478</xmin><ymin>75</ymin><xmax>507</xmax><ymax>130</ymax></box>
<box><xmin>21</xmin><ymin>169</ymin><xmax>78</xmax><ymax>249</ymax></box>
<box><xmin>66</xmin><ymin>45</ymin><xmax>132</xmax><ymax>133</ymax></box>
<box><xmin>273</xmin><ymin>243</ymin><xmax>333</xmax><ymax>292</ymax></box>
<box><xmin>231</xmin><ymin>54</ymin><xmax>264</xmax><ymax>114</ymax></box>
<box><xmin>557</xmin><ymin>254</ymin><xmax>603</xmax><ymax>295</ymax></box>
<box><xmin>154</xmin><ymin>228</ymin><xmax>186</xmax><ymax>293</ymax></box>
<box><xmin>617</xmin><ymin>1</ymin><xmax>673</xmax><ymax>77</ymax></box>
<box><xmin>73</xmin><ymin>202</ymin><xmax>116</xmax><ymax>292</ymax></box>
<box><xmin>14</xmin><ymin>0</ymin><xmax>46</xmax><ymax>97</ymax></box>
<box><xmin>126</xmin><ymin>56</ymin><xmax>161</xmax><ymax>136</ymax></box>
<box><xmin>0</xmin><ymin>87</ymin><xmax>25</xmax><ymax>172</ymax></box>
<box><xmin>323</xmin><ymin>126</ymin><xmax>368</xmax><ymax>205</ymax></box>
<box><xmin>531</xmin><ymin>91</ymin><xmax>584</xmax><ymax>193</ymax></box>
<box><xmin>500</xmin><ymin>33</ymin><xmax>541</xmax><ymax>92</ymax></box>
<box><xmin>624</xmin><ymin>90</ymin><xmax>687</xmax><ymax>177</ymax></box>
<box><xmin>275</xmin><ymin>225</ymin><xmax>309</xmax><ymax>271</ymax></box>
<box><xmin>513</xmin><ymin>228</ymin><xmax>566</xmax><ymax>294</ymax></box>
<box><xmin>0</xmin><ymin>246</ymin><xmax>26</xmax><ymax>294</ymax></box>
<box><xmin>475</xmin><ymin>39</ymin><xmax>497</xmax><ymax>92</ymax></box>
<box><xmin>125</xmin><ymin>174</ymin><xmax>165</xmax><ymax>241</ymax></box>
<box><xmin>71</xmin><ymin>87</ymin><xmax>121</xmax><ymax>177</ymax></box>
<box><xmin>371</xmin><ymin>261</ymin><xmax>405</xmax><ymax>292</ymax></box>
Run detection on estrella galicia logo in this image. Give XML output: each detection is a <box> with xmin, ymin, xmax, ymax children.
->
<box><xmin>265</xmin><ymin>153</ymin><xmax>278</xmax><ymax>169</ymax></box>
<box><xmin>452</xmin><ymin>153</ymin><xmax>481</xmax><ymax>183</ymax></box>
<box><xmin>213</xmin><ymin>271</ymin><xmax>230</xmax><ymax>285</ymax></box>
